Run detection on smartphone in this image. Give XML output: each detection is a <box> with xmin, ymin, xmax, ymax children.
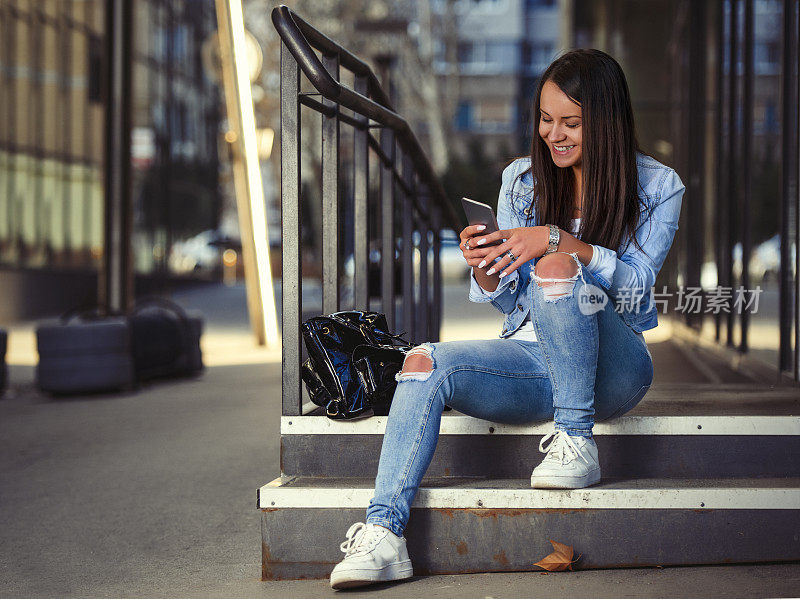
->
<box><xmin>461</xmin><ymin>197</ymin><xmax>501</xmax><ymax>245</ymax></box>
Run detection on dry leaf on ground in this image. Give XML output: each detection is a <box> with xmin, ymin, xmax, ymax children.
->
<box><xmin>533</xmin><ymin>539</ymin><xmax>581</xmax><ymax>571</ymax></box>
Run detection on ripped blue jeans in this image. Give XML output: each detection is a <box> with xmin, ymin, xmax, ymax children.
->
<box><xmin>365</xmin><ymin>260</ymin><xmax>653</xmax><ymax>536</ymax></box>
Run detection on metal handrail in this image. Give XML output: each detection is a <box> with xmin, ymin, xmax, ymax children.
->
<box><xmin>274</xmin><ymin>4</ymin><xmax>454</xmax><ymax>416</ymax></box>
<box><xmin>271</xmin><ymin>4</ymin><xmax>460</xmax><ymax>229</ymax></box>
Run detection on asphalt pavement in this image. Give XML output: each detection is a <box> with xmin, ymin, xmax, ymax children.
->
<box><xmin>1</xmin><ymin>282</ymin><xmax>797</xmax><ymax>598</ymax></box>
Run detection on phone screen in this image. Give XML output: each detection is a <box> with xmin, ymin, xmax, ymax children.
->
<box><xmin>461</xmin><ymin>197</ymin><xmax>501</xmax><ymax>246</ymax></box>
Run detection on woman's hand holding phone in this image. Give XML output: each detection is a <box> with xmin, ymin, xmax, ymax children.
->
<box><xmin>458</xmin><ymin>224</ymin><xmax>492</xmax><ymax>267</ymax></box>
<box><xmin>460</xmin><ymin>225</ymin><xmax>551</xmax><ymax>288</ymax></box>
<box><xmin>459</xmin><ymin>223</ymin><xmax>503</xmax><ymax>292</ymax></box>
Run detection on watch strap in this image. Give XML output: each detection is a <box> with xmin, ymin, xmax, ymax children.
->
<box><xmin>545</xmin><ymin>224</ymin><xmax>560</xmax><ymax>255</ymax></box>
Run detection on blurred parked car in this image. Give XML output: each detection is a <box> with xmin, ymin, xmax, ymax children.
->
<box><xmin>343</xmin><ymin>229</ymin><xmax>470</xmax><ymax>298</ymax></box>
<box><xmin>168</xmin><ymin>230</ymin><xmax>240</xmax><ymax>274</ymax></box>
<box><xmin>438</xmin><ymin>229</ymin><xmax>471</xmax><ymax>282</ymax></box>
<box><xmin>343</xmin><ymin>247</ymin><xmax>401</xmax><ymax>297</ymax></box>
<box><xmin>750</xmin><ymin>235</ymin><xmax>781</xmax><ymax>282</ymax></box>
<box><xmin>702</xmin><ymin>234</ymin><xmax>793</xmax><ymax>289</ymax></box>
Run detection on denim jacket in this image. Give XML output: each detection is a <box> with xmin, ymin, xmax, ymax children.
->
<box><xmin>469</xmin><ymin>153</ymin><xmax>685</xmax><ymax>336</ymax></box>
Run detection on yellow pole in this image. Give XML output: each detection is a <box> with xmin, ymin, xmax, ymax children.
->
<box><xmin>214</xmin><ymin>0</ymin><xmax>280</xmax><ymax>348</ymax></box>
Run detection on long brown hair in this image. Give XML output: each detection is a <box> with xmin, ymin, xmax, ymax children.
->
<box><xmin>524</xmin><ymin>49</ymin><xmax>643</xmax><ymax>251</ymax></box>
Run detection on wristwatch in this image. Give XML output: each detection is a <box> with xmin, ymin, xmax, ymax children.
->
<box><xmin>545</xmin><ymin>224</ymin><xmax>560</xmax><ymax>255</ymax></box>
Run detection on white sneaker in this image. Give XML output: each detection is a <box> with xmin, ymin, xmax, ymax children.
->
<box><xmin>329</xmin><ymin>522</ymin><xmax>413</xmax><ymax>589</ymax></box>
<box><xmin>530</xmin><ymin>430</ymin><xmax>601</xmax><ymax>489</ymax></box>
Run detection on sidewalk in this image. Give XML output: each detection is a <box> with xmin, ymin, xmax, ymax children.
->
<box><xmin>0</xmin><ymin>283</ymin><xmax>797</xmax><ymax>598</ymax></box>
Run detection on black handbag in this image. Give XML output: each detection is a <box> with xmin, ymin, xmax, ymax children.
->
<box><xmin>128</xmin><ymin>297</ymin><xmax>204</xmax><ymax>381</ymax></box>
<box><xmin>300</xmin><ymin>311</ymin><xmax>413</xmax><ymax>419</ymax></box>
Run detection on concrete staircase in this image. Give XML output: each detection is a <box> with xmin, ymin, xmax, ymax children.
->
<box><xmin>258</xmin><ymin>383</ymin><xmax>800</xmax><ymax>579</ymax></box>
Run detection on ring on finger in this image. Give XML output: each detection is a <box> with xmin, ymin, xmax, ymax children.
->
<box><xmin>464</xmin><ymin>239</ymin><xmax>471</xmax><ymax>251</ymax></box>
<box><xmin>507</xmin><ymin>250</ymin><xmax>517</xmax><ymax>262</ymax></box>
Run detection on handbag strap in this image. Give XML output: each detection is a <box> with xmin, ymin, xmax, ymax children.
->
<box><xmin>130</xmin><ymin>295</ymin><xmax>191</xmax><ymax>321</ymax></box>
<box><xmin>368</xmin><ymin>327</ymin><xmax>414</xmax><ymax>348</ymax></box>
<box><xmin>60</xmin><ymin>304</ymin><xmax>124</xmax><ymax>323</ymax></box>
<box><xmin>130</xmin><ymin>296</ymin><xmax>194</xmax><ymax>352</ymax></box>
<box><xmin>309</xmin><ymin>312</ymin><xmax>413</xmax><ymax>348</ymax></box>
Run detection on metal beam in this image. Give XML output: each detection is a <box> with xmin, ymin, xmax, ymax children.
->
<box><xmin>740</xmin><ymin>0</ymin><xmax>753</xmax><ymax>353</ymax></box>
<box><xmin>280</xmin><ymin>41</ymin><xmax>302</xmax><ymax>417</ymax></box>
<box><xmin>215</xmin><ymin>0</ymin><xmax>280</xmax><ymax>347</ymax></box>
<box><xmin>401</xmin><ymin>153</ymin><xmax>415</xmax><ymax>340</ymax></box>
<box><xmin>782</xmin><ymin>0</ymin><xmax>800</xmax><ymax>376</ymax></box>
<box><xmin>431</xmin><ymin>204</ymin><xmax>442</xmax><ymax>342</ymax></box>
<box><xmin>353</xmin><ymin>75</ymin><xmax>369</xmax><ymax>310</ymax></box>
<box><xmin>380</xmin><ymin>129</ymin><xmax>396</xmax><ymax>329</ymax></box>
<box><xmin>685</xmin><ymin>0</ymin><xmax>706</xmax><ymax>329</ymax></box>
<box><xmin>321</xmin><ymin>52</ymin><xmax>340</xmax><ymax>314</ymax></box>
<box><xmin>101</xmin><ymin>0</ymin><xmax>133</xmax><ymax>313</ymax></box>
<box><xmin>417</xmin><ymin>186</ymin><xmax>430</xmax><ymax>342</ymax></box>
<box><xmin>726</xmin><ymin>0</ymin><xmax>739</xmax><ymax>347</ymax></box>
<box><xmin>714</xmin><ymin>0</ymin><xmax>726</xmax><ymax>342</ymax></box>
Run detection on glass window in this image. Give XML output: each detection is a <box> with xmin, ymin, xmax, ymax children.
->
<box><xmin>458</xmin><ymin>41</ymin><xmax>519</xmax><ymax>73</ymax></box>
<box><xmin>476</xmin><ymin>98</ymin><xmax>513</xmax><ymax>130</ymax></box>
<box><xmin>525</xmin><ymin>42</ymin><xmax>555</xmax><ymax>74</ymax></box>
<box><xmin>455</xmin><ymin>101</ymin><xmax>474</xmax><ymax>131</ymax></box>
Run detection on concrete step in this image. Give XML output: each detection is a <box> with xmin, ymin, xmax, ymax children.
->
<box><xmin>280</xmin><ymin>412</ymin><xmax>800</xmax><ymax>478</ymax></box>
<box><xmin>258</xmin><ymin>476</ymin><xmax>800</xmax><ymax>579</ymax></box>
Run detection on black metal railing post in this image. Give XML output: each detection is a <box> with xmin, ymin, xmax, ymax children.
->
<box><xmin>725</xmin><ymin>0</ymin><xmax>739</xmax><ymax>347</ymax></box>
<box><xmin>431</xmin><ymin>205</ymin><xmax>442</xmax><ymax>342</ymax></box>
<box><xmin>714</xmin><ymin>0</ymin><xmax>726</xmax><ymax>343</ymax></box>
<box><xmin>280</xmin><ymin>40</ymin><xmax>302</xmax><ymax>417</ymax></box>
<box><xmin>380</xmin><ymin>128</ymin><xmax>396</xmax><ymax>328</ymax></box>
<box><xmin>401</xmin><ymin>153</ymin><xmax>415</xmax><ymax>338</ymax></box>
<box><xmin>417</xmin><ymin>185</ymin><xmax>430</xmax><ymax>343</ymax></box>
<box><xmin>353</xmin><ymin>75</ymin><xmax>370</xmax><ymax>310</ymax></box>
<box><xmin>685</xmin><ymin>0</ymin><xmax>706</xmax><ymax>330</ymax></box>
<box><xmin>780</xmin><ymin>0</ymin><xmax>799</xmax><ymax>376</ymax></box>
<box><xmin>321</xmin><ymin>52</ymin><xmax>340</xmax><ymax>314</ymax></box>
<box><xmin>740</xmin><ymin>0</ymin><xmax>753</xmax><ymax>353</ymax></box>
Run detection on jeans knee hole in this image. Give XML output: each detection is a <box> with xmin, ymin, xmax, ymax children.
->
<box><xmin>396</xmin><ymin>343</ymin><xmax>435</xmax><ymax>382</ymax></box>
<box><xmin>533</xmin><ymin>278</ymin><xmax>577</xmax><ymax>302</ymax></box>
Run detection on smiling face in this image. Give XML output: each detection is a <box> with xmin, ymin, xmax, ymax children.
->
<box><xmin>538</xmin><ymin>80</ymin><xmax>583</xmax><ymax>171</ymax></box>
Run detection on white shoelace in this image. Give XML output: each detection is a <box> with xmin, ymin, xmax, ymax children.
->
<box><xmin>339</xmin><ymin>522</ymin><xmax>385</xmax><ymax>556</ymax></box>
<box><xmin>539</xmin><ymin>430</ymin><xmax>589</xmax><ymax>465</ymax></box>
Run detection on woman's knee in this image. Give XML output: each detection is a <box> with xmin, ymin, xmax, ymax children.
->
<box><xmin>533</xmin><ymin>253</ymin><xmax>579</xmax><ymax>300</ymax></box>
<box><xmin>596</xmin><ymin>382</ymin><xmax>650</xmax><ymax>421</ymax></box>
<box><xmin>396</xmin><ymin>343</ymin><xmax>435</xmax><ymax>382</ymax></box>
<box><xmin>395</xmin><ymin>342</ymin><xmax>465</xmax><ymax>384</ymax></box>
<box><xmin>534</xmin><ymin>252</ymin><xmax>579</xmax><ymax>279</ymax></box>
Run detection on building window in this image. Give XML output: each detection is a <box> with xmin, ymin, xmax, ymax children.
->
<box><xmin>754</xmin><ymin>41</ymin><xmax>779</xmax><ymax>75</ymax></box>
<box><xmin>524</xmin><ymin>42</ymin><xmax>555</xmax><ymax>74</ymax></box>
<box><xmin>88</xmin><ymin>35</ymin><xmax>104</xmax><ymax>104</ymax></box>
<box><xmin>455</xmin><ymin>0</ymin><xmax>509</xmax><ymax>14</ymax></box>
<box><xmin>457</xmin><ymin>41</ymin><xmax>519</xmax><ymax>74</ymax></box>
<box><xmin>455</xmin><ymin>101</ymin><xmax>474</xmax><ymax>131</ymax></box>
<box><xmin>455</xmin><ymin>98</ymin><xmax>513</xmax><ymax>132</ymax></box>
<box><xmin>475</xmin><ymin>98</ymin><xmax>513</xmax><ymax>131</ymax></box>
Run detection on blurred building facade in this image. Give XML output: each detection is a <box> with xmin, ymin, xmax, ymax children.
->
<box><xmin>130</xmin><ymin>1</ymin><xmax>221</xmax><ymax>277</ymax></box>
<box><xmin>439</xmin><ymin>0</ymin><xmax>563</xmax><ymax>158</ymax></box>
<box><xmin>0</xmin><ymin>0</ymin><xmax>222</xmax><ymax>320</ymax></box>
<box><xmin>1</xmin><ymin>0</ymin><xmax>797</xmax><ymax>380</ymax></box>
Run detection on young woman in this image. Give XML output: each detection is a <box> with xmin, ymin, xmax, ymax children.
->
<box><xmin>329</xmin><ymin>48</ymin><xmax>684</xmax><ymax>589</ymax></box>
